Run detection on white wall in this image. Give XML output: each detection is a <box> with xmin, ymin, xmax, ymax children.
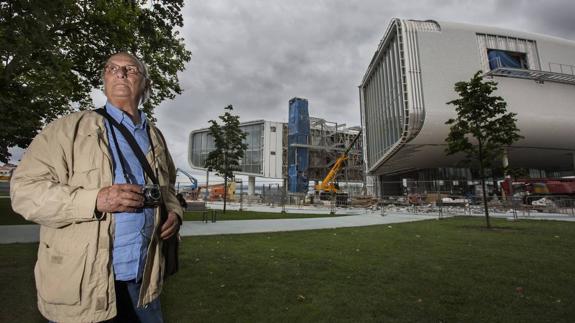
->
<box><xmin>262</xmin><ymin>121</ymin><xmax>284</xmax><ymax>178</ymax></box>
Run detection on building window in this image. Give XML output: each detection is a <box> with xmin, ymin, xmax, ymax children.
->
<box><xmin>488</xmin><ymin>49</ymin><xmax>528</xmax><ymax>70</ymax></box>
<box><xmin>270</xmin><ymin>151</ymin><xmax>276</xmax><ymax>155</ymax></box>
<box><xmin>270</xmin><ymin>126</ymin><xmax>276</xmax><ymax>132</ymax></box>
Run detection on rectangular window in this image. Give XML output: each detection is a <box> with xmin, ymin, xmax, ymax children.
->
<box><xmin>270</xmin><ymin>151</ymin><xmax>276</xmax><ymax>155</ymax></box>
<box><xmin>488</xmin><ymin>49</ymin><xmax>528</xmax><ymax>70</ymax></box>
<box><xmin>270</xmin><ymin>126</ymin><xmax>276</xmax><ymax>132</ymax></box>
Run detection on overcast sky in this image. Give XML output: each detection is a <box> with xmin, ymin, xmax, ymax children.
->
<box><xmin>146</xmin><ymin>0</ymin><xmax>575</xmax><ymax>181</ymax></box>
<box><xmin>9</xmin><ymin>0</ymin><xmax>575</xmax><ymax>183</ymax></box>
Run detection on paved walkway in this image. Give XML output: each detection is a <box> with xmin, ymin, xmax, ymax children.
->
<box><xmin>180</xmin><ymin>212</ymin><xmax>432</xmax><ymax>236</ymax></box>
<box><xmin>1</xmin><ymin>206</ymin><xmax>574</xmax><ymax>244</ymax></box>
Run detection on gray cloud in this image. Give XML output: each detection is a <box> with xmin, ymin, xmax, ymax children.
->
<box><xmin>151</xmin><ymin>0</ymin><xmax>574</xmax><ymax>176</ymax></box>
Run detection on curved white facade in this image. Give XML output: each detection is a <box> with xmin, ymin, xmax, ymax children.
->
<box><xmin>360</xmin><ymin>19</ymin><xmax>575</xmax><ymax>178</ymax></box>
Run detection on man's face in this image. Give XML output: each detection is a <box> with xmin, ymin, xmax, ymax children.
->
<box><xmin>103</xmin><ymin>53</ymin><xmax>146</xmax><ymax>105</ymax></box>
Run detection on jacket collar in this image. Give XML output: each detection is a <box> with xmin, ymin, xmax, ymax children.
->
<box><xmin>90</xmin><ymin>108</ymin><xmax>166</xmax><ymax>169</ymax></box>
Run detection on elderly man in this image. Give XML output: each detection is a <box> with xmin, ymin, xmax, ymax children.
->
<box><xmin>10</xmin><ymin>52</ymin><xmax>182</xmax><ymax>323</ymax></box>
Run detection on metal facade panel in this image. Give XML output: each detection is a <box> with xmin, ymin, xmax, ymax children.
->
<box><xmin>403</xmin><ymin>20</ymin><xmax>426</xmax><ymax>141</ymax></box>
<box><xmin>360</xmin><ymin>18</ymin><xmax>441</xmax><ymax>173</ymax></box>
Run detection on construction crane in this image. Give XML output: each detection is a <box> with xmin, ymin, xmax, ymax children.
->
<box><xmin>176</xmin><ymin>168</ymin><xmax>198</xmax><ymax>190</ymax></box>
<box><xmin>314</xmin><ymin>130</ymin><xmax>362</xmax><ymax>200</ymax></box>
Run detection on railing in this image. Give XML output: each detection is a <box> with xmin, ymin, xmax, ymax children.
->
<box><xmin>485</xmin><ymin>57</ymin><xmax>575</xmax><ymax>86</ymax></box>
<box><xmin>549</xmin><ymin>62</ymin><xmax>575</xmax><ymax>75</ymax></box>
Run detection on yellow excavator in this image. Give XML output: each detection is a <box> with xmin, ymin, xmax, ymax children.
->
<box><xmin>314</xmin><ymin>130</ymin><xmax>362</xmax><ymax>200</ymax></box>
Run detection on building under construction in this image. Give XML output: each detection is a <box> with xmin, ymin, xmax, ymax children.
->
<box><xmin>188</xmin><ymin>98</ymin><xmax>363</xmax><ymax>195</ymax></box>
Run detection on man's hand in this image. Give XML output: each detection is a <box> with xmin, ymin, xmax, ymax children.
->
<box><xmin>160</xmin><ymin>211</ymin><xmax>181</xmax><ymax>240</ymax></box>
<box><xmin>96</xmin><ymin>184</ymin><xmax>144</xmax><ymax>213</ymax></box>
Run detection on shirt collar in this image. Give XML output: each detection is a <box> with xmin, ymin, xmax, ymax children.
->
<box><xmin>105</xmin><ymin>102</ymin><xmax>147</xmax><ymax>130</ymax></box>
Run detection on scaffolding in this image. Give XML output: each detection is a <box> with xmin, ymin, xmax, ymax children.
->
<box><xmin>285</xmin><ymin>117</ymin><xmax>364</xmax><ymax>185</ymax></box>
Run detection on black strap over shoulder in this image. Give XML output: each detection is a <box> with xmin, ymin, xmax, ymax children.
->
<box><xmin>95</xmin><ymin>108</ymin><xmax>158</xmax><ymax>184</ymax></box>
<box><xmin>95</xmin><ymin>108</ymin><xmax>168</xmax><ymax>224</ymax></box>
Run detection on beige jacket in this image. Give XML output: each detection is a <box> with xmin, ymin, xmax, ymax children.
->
<box><xmin>10</xmin><ymin>110</ymin><xmax>183</xmax><ymax>323</ymax></box>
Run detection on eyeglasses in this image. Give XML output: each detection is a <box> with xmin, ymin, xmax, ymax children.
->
<box><xmin>105</xmin><ymin>64</ymin><xmax>141</xmax><ymax>76</ymax></box>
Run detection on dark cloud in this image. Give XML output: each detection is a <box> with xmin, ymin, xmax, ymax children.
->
<box><xmin>151</xmin><ymin>0</ymin><xmax>574</xmax><ymax>175</ymax></box>
<box><xmin>515</xmin><ymin>0</ymin><xmax>575</xmax><ymax>40</ymax></box>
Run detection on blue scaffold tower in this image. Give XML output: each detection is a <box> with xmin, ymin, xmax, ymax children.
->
<box><xmin>287</xmin><ymin>97</ymin><xmax>310</xmax><ymax>193</ymax></box>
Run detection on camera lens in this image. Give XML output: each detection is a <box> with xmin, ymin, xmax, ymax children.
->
<box><xmin>148</xmin><ymin>188</ymin><xmax>160</xmax><ymax>200</ymax></box>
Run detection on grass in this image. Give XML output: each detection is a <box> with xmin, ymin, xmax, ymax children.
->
<box><xmin>0</xmin><ymin>217</ymin><xmax>574</xmax><ymax>322</ymax></box>
<box><xmin>0</xmin><ymin>198</ymin><xmax>32</xmax><ymax>225</ymax></box>
<box><xmin>183</xmin><ymin>209</ymin><xmax>339</xmax><ymax>221</ymax></box>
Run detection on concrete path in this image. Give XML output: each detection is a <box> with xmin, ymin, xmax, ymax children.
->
<box><xmin>180</xmin><ymin>212</ymin><xmax>433</xmax><ymax>236</ymax></box>
<box><xmin>0</xmin><ymin>211</ymin><xmax>434</xmax><ymax>244</ymax></box>
<box><xmin>0</xmin><ymin>224</ymin><xmax>41</xmax><ymax>244</ymax></box>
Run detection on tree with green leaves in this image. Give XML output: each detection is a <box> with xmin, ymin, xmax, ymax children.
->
<box><xmin>204</xmin><ymin>105</ymin><xmax>247</xmax><ymax>213</ymax></box>
<box><xmin>0</xmin><ymin>0</ymin><xmax>191</xmax><ymax>162</ymax></box>
<box><xmin>445</xmin><ymin>71</ymin><xmax>523</xmax><ymax>228</ymax></box>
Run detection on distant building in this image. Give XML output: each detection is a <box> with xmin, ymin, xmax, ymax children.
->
<box><xmin>188</xmin><ymin>116</ymin><xmax>363</xmax><ymax>196</ymax></box>
<box><xmin>0</xmin><ymin>163</ymin><xmax>16</xmax><ymax>181</ymax></box>
<box><xmin>360</xmin><ymin>19</ymin><xmax>575</xmax><ymax>196</ymax></box>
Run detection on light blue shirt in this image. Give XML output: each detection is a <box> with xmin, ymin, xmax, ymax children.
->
<box><xmin>104</xmin><ymin>102</ymin><xmax>155</xmax><ymax>282</ymax></box>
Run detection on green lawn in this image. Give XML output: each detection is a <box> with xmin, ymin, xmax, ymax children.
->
<box><xmin>1</xmin><ymin>217</ymin><xmax>574</xmax><ymax>322</ymax></box>
<box><xmin>183</xmin><ymin>209</ymin><xmax>339</xmax><ymax>221</ymax></box>
<box><xmin>0</xmin><ymin>198</ymin><xmax>32</xmax><ymax>225</ymax></box>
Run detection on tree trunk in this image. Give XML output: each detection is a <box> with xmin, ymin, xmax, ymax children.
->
<box><xmin>478</xmin><ymin>141</ymin><xmax>491</xmax><ymax>228</ymax></box>
<box><xmin>223</xmin><ymin>176</ymin><xmax>227</xmax><ymax>214</ymax></box>
<box><xmin>223</xmin><ymin>153</ymin><xmax>228</xmax><ymax>214</ymax></box>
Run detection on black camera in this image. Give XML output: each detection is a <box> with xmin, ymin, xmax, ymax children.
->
<box><xmin>142</xmin><ymin>184</ymin><xmax>162</xmax><ymax>207</ymax></box>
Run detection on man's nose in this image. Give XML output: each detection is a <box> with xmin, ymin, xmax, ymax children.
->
<box><xmin>115</xmin><ymin>67</ymin><xmax>128</xmax><ymax>78</ymax></box>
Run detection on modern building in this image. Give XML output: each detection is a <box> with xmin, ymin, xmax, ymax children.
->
<box><xmin>189</xmin><ymin>120</ymin><xmax>284</xmax><ymax>195</ymax></box>
<box><xmin>359</xmin><ymin>19</ymin><xmax>575</xmax><ymax>196</ymax></box>
<box><xmin>188</xmin><ymin>104</ymin><xmax>363</xmax><ymax>196</ymax></box>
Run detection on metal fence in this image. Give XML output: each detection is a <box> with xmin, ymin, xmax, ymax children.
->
<box><xmin>179</xmin><ymin>180</ymin><xmax>575</xmax><ymax>218</ymax></box>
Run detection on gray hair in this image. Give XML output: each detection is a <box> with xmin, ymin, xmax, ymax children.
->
<box><xmin>102</xmin><ymin>52</ymin><xmax>152</xmax><ymax>105</ymax></box>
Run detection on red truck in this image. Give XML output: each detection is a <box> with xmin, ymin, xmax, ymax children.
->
<box><xmin>501</xmin><ymin>178</ymin><xmax>575</xmax><ymax>202</ymax></box>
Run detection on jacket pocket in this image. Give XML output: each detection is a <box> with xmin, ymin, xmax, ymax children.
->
<box><xmin>35</xmin><ymin>242</ymin><xmax>88</xmax><ymax>305</ymax></box>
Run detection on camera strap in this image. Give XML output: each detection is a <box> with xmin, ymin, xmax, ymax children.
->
<box><xmin>107</xmin><ymin>118</ymin><xmax>132</xmax><ymax>184</ymax></box>
<box><xmin>96</xmin><ymin>108</ymin><xmax>172</xmax><ymax>224</ymax></box>
<box><xmin>95</xmin><ymin>108</ymin><xmax>159</xmax><ymax>185</ymax></box>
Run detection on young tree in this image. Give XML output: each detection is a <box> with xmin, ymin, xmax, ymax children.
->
<box><xmin>204</xmin><ymin>105</ymin><xmax>247</xmax><ymax>213</ymax></box>
<box><xmin>0</xmin><ymin>0</ymin><xmax>191</xmax><ymax>162</ymax></box>
<box><xmin>445</xmin><ymin>71</ymin><xmax>523</xmax><ymax>228</ymax></box>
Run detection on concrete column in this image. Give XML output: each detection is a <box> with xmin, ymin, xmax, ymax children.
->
<box><xmin>502</xmin><ymin>149</ymin><xmax>509</xmax><ymax>170</ymax></box>
<box><xmin>204</xmin><ymin>169</ymin><xmax>209</xmax><ymax>202</ymax></box>
<box><xmin>502</xmin><ymin>149</ymin><xmax>512</xmax><ymax>201</ymax></box>
<box><xmin>248</xmin><ymin>176</ymin><xmax>256</xmax><ymax>196</ymax></box>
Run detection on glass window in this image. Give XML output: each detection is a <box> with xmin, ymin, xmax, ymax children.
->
<box><xmin>190</xmin><ymin>123</ymin><xmax>266</xmax><ymax>175</ymax></box>
<box><xmin>488</xmin><ymin>49</ymin><xmax>528</xmax><ymax>70</ymax></box>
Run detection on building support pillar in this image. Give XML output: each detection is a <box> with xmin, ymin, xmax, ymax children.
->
<box><xmin>502</xmin><ymin>149</ymin><xmax>509</xmax><ymax>170</ymax></box>
<box><xmin>248</xmin><ymin>176</ymin><xmax>256</xmax><ymax>196</ymax></box>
